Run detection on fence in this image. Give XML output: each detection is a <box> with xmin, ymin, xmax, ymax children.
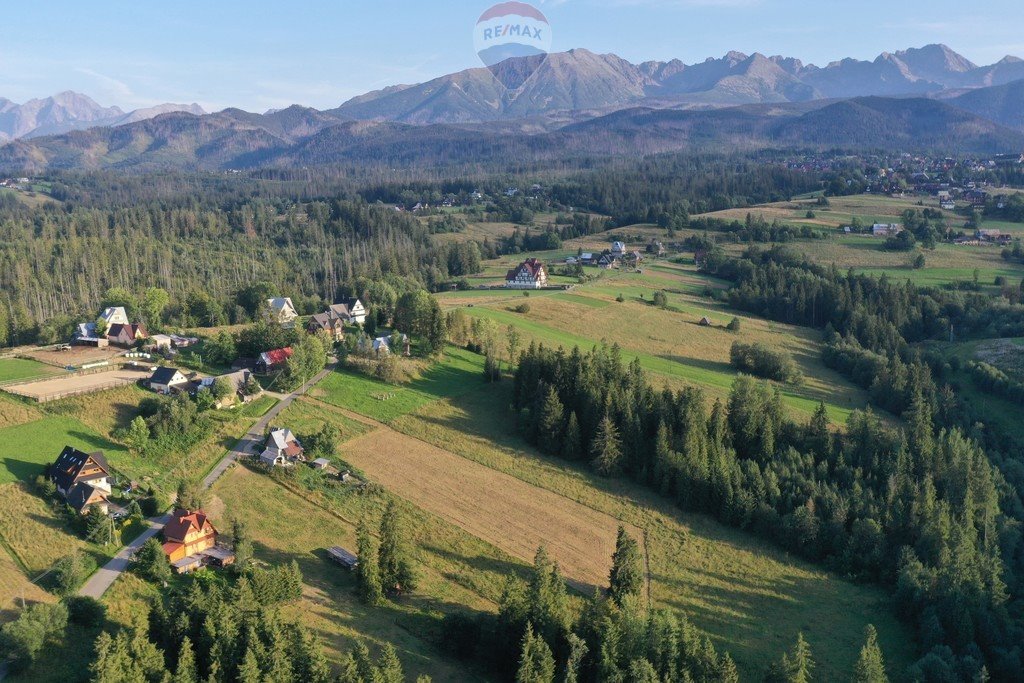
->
<box><xmin>31</xmin><ymin>377</ymin><xmax>141</xmax><ymax>403</ymax></box>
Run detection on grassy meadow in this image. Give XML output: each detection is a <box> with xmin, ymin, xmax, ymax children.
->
<box><xmin>0</xmin><ymin>358</ymin><xmax>60</xmax><ymax>384</ymax></box>
<box><xmin>438</xmin><ymin>263</ymin><xmax>870</xmax><ymax>424</ymax></box>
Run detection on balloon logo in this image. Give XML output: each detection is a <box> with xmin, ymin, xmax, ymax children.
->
<box><xmin>473</xmin><ymin>2</ymin><xmax>552</xmax><ymax>91</ymax></box>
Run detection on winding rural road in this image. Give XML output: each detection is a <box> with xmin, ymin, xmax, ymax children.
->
<box><xmin>76</xmin><ymin>363</ymin><xmax>336</xmax><ymax>600</ymax></box>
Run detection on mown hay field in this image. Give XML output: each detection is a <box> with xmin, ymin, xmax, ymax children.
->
<box><xmin>383</xmin><ymin>383</ymin><xmax>916</xmax><ymax>681</ymax></box>
<box><xmin>341</xmin><ymin>425</ymin><xmax>632</xmax><ymax>591</ymax></box>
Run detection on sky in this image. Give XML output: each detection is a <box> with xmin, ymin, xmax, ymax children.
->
<box><xmin>2</xmin><ymin>0</ymin><xmax>1023</xmax><ymax>113</ymax></box>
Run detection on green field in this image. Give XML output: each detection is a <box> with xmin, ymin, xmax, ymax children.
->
<box><xmin>0</xmin><ymin>358</ymin><xmax>59</xmax><ymax>384</ymax></box>
<box><xmin>693</xmin><ymin>194</ymin><xmax>1024</xmax><ymax>290</ymax></box>
<box><xmin>311</xmin><ymin>347</ymin><xmax>487</xmax><ymax>423</ymax></box>
<box><xmin>443</xmin><ymin>264</ymin><xmax>870</xmax><ymax>424</ymax></box>
<box><xmin>0</xmin><ymin>415</ymin><xmax>129</xmax><ymax>485</ymax></box>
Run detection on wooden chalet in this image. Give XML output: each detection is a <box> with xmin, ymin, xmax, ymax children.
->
<box><xmin>48</xmin><ymin>446</ymin><xmax>113</xmax><ymax>515</ymax></box>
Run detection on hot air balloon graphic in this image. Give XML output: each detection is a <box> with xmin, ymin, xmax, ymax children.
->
<box><xmin>473</xmin><ymin>2</ymin><xmax>552</xmax><ymax>91</ymax></box>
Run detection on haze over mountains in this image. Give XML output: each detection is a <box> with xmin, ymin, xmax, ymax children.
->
<box><xmin>334</xmin><ymin>44</ymin><xmax>1024</xmax><ymax>123</ymax></box>
<box><xmin>0</xmin><ymin>92</ymin><xmax>205</xmax><ymax>142</ymax></box>
<box><xmin>1</xmin><ymin>44</ymin><xmax>1023</xmax><ymax>174</ymax></box>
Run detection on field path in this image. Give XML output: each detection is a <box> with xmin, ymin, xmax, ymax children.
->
<box><xmin>343</xmin><ymin>425</ymin><xmax>641</xmax><ymax>591</ymax></box>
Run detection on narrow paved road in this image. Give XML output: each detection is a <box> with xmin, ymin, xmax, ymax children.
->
<box><xmin>77</xmin><ymin>513</ymin><xmax>171</xmax><ymax>599</ymax></box>
<box><xmin>76</xmin><ymin>363</ymin><xmax>336</xmax><ymax>601</ymax></box>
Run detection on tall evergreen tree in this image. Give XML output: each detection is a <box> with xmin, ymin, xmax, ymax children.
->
<box><xmin>852</xmin><ymin>625</ymin><xmax>887</xmax><ymax>683</ymax></box>
<box><xmin>608</xmin><ymin>526</ymin><xmax>644</xmax><ymax>606</ymax></box>
<box><xmin>379</xmin><ymin>500</ymin><xmax>417</xmax><ymax>595</ymax></box>
<box><xmin>591</xmin><ymin>413</ymin><xmax>623</xmax><ymax>476</ymax></box>
<box><xmin>561</xmin><ymin>411</ymin><xmax>582</xmax><ymax>460</ymax></box>
<box><xmin>174</xmin><ymin>637</ymin><xmax>198</xmax><ymax>683</ymax></box>
<box><xmin>538</xmin><ymin>385</ymin><xmax>566</xmax><ymax>454</ymax></box>
<box><xmin>516</xmin><ymin>623</ymin><xmax>556</xmax><ymax>683</ymax></box>
<box><xmin>356</xmin><ymin>517</ymin><xmax>384</xmax><ymax>605</ymax></box>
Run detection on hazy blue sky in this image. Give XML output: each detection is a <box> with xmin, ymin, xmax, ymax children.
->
<box><xmin>3</xmin><ymin>0</ymin><xmax>1023</xmax><ymax>112</ymax></box>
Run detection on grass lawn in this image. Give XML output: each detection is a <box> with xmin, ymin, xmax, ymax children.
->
<box><xmin>0</xmin><ymin>358</ymin><xmax>59</xmax><ymax>384</ymax></box>
<box><xmin>387</xmin><ymin>383</ymin><xmax>916</xmax><ymax>680</ymax></box>
<box><xmin>0</xmin><ymin>415</ymin><xmax>129</xmax><ymax>485</ymax></box>
<box><xmin>310</xmin><ymin>347</ymin><xmax>488</xmax><ymax>423</ymax></box>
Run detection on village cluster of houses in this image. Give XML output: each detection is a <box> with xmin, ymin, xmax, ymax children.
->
<box><xmin>565</xmin><ymin>241</ymin><xmax>647</xmax><ymax>270</ymax></box>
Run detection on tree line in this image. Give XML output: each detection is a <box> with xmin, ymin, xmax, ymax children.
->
<box><xmin>512</xmin><ymin>342</ymin><xmax>1019</xmax><ymax>679</ymax></box>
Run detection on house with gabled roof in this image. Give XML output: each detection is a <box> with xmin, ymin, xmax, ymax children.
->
<box><xmin>265</xmin><ymin>297</ymin><xmax>298</xmax><ymax>328</ymax></box>
<box><xmin>149</xmin><ymin>367</ymin><xmax>190</xmax><ymax>394</ymax></box>
<box><xmin>256</xmin><ymin>347</ymin><xmax>293</xmax><ymax>373</ymax></box>
<box><xmin>260</xmin><ymin>428</ymin><xmax>304</xmax><ymax>466</ymax></box>
<box><xmin>329</xmin><ymin>297</ymin><xmax>367</xmax><ymax>325</ymax></box>
<box><xmin>162</xmin><ymin>508</ymin><xmax>221</xmax><ymax>571</ymax></box>
<box><xmin>107</xmin><ymin>322</ymin><xmax>147</xmax><ymax>347</ymax></box>
<box><xmin>505</xmin><ymin>258</ymin><xmax>548</xmax><ymax>289</ymax></box>
<box><xmin>48</xmin><ymin>446</ymin><xmax>112</xmax><ymax>515</ymax></box>
<box><xmin>100</xmin><ymin>307</ymin><xmax>129</xmax><ymax>327</ymax></box>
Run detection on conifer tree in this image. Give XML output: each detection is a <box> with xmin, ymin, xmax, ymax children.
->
<box><xmin>562</xmin><ymin>411</ymin><xmax>582</xmax><ymax>460</ymax></box>
<box><xmin>237</xmin><ymin>647</ymin><xmax>260</xmax><ymax>683</ymax></box>
<box><xmin>376</xmin><ymin>643</ymin><xmax>405</xmax><ymax>683</ymax></box>
<box><xmin>608</xmin><ymin>526</ymin><xmax>644</xmax><ymax>606</ymax></box>
<box><xmin>591</xmin><ymin>413</ymin><xmax>623</xmax><ymax>476</ymax></box>
<box><xmin>538</xmin><ymin>385</ymin><xmax>565</xmax><ymax>454</ymax></box>
<box><xmin>516</xmin><ymin>623</ymin><xmax>556</xmax><ymax>683</ymax></box>
<box><xmin>528</xmin><ymin>547</ymin><xmax>571</xmax><ymax>646</ymax></box>
<box><xmin>356</xmin><ymin>517</ymin><xmax>384</xmax><ymax>605</ymax></box>
<box><xmin>379</xmin><ymin>500</ymin><xmax>417</xmax><ymax>595</ymax></box>
<box><xmin>852</xmin><ymin>625</ymin><xmax>887</xmax><ymax>683</ymax></box>
<box><xmin>174</xmin><ymin>637</ymin><xmax>198</xmax><ymax>683</ymax></box>
<box><xmin>626</xmin><ymin>658</ymin><xmax>659</xmax><ymax>683</ymax></box>
<box><xmin>563</xmin><ymin>633</ymin><xmax>588</xmax><ymax>683</ymax></box>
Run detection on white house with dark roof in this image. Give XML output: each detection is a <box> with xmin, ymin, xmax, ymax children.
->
<box><xmin>260</xmin><ymin>428</ymin><xmax>304</xmax><ymax>466</ymax></box>
<box><xmin>149</xmin><ymin>367</ymin><xmax>190</xmax><ymax>394</ymax></box>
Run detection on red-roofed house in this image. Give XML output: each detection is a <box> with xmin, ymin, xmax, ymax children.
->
<box><xmin>256</xmin><ymin>347</ymin><xmax>293</xmax><ymax>373</ymax></box>
<box><xmin>505</xmin><ymin>258</ymin><xmax>548</xmax><ymax>289</ymax></box>
<box><xmin>162</xmin><ymin>509</ymin><xmax>219</xmax><ymax>567</ymax></box>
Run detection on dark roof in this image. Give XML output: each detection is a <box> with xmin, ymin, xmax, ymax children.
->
<box><xmin>327</xmin><ymin>546</ymin><xmax>359</xmax><ymax>567</ymax></box>
<box><xmin>150</xmin><ymin>366</ymin><xmax>183</xmax><ymax>385</ymax></box>
<box><xmin>50</xmin><ymin>446</ymin><xmax>110</xmax><ymax>493</ymax></box>
<box><xmin>66</xmin><ymin>482</ymin><xmax>106</xmax><ymax>513</ymax></box>
<box><xmin>107</xmin><ymin>323</ymin><xmax>134</xmax><ymax>340</ymax></box>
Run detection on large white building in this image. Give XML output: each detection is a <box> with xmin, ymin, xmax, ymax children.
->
<box><xmin>505</xmin><ymin>258</ymin><xmax>548</xmax><ymax>289</ymax></box>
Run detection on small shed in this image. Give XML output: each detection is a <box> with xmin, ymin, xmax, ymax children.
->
<box><xmin>699</xmin><ymin>316</ymin><xmax>713</xmax><ymax>327</ymax></box>
<box><xmin>311</xmin><ymin>458</ymin><xmax>331</xmax><ymax>470</ymax></box>
<box><xmin>327</xmin><ymin>546</ymin><xmax>359</xmax><ymax>570</ymax></box>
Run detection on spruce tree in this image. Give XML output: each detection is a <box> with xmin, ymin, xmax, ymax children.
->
<box><xmin>852</xmin><ymin>625</ymin><xmax>887</xmax><ymax>683</ymax></box>
<box><xmin>608</xmin><ymin>526</ymin><xmax>644</xmax><ymax>606</ymax></box>
<box><xmin>174</xmin><ymin>637</ymin><xmax>198</xmax><ymax>683</ymax></box>
<box><xmin>516</xmin><ymin>623</ymin><xmax>556</xmax><ymax>683</ymax></box>
<box><xmin>528</xmin><ymin>547</ymin><xmax>571</xmax><ymax>646</ymax></box>
<box><xmin>231</xmin><ymin>519</ymin><xmax>253</xmax><ymax>573</ymax></box>
<box><xmin>563</xmin><ymin>633</ymin><xmax>588</xmax><ymax>683</ymax></box>
<box><xmin>356</xmin><ymin>517</ymin><xmax>384</xmax><ymax>605</ymax></box>
<box><xmin>236</xmin><ymin>647</ymin><xmax>261</xmax><ymax>683</ymax></box>
<box><xmin>561</xmin><ymin>411</ymin><xmax>582</xmax><ymax>460</ymax></box>
<box><xmin>591</xmin><ymin>413</ymin><xmax>623</xmax><ymax>476</ymax></box>
<box><xmin>376</xmin><ymin>643</ymin><xmax>405</xmax><ymax>683</ymax></box>
<box><xmin>379</xmin><ymin>500</ymin><xmax>417</xmax><ymax>595</ymax></box>
<box><xmin>626</xmin><ymin>658</ymin><xmax>659</xmax><ymax>683</ymax></box>
<box><xmin>538</xmin><ymin>385</ymin><xmax>565</xmax><ymax>454</ymax></box>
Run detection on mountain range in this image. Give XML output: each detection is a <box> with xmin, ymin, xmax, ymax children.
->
<box><xmin>1</xmin><ymin>44</ymin><xmax>1023</xmax><ymax>174</ymax></box>
<box><xmin>333</xmin><ymin>44</ymin><xmax>1024</xmax><ymax>124</ymax></box>
<box><xmin>0</xmin><ymin>92</ymin><xmax>205</xmax><ymax>142</ymax></box>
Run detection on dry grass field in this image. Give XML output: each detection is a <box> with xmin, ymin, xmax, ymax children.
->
<box><xmin>0</xmin><ymin>393</ymin><xmax>40</xmax><ymax>430</ymax></box>
<box><xmin>0</xmin><ymin>484</ymin><xmax>92</xmax><ymax>575</ymax></box>
<box><xmin>0</xmin><ymin>549</ymin><xmax>52</xmax><ymax>624</ymax></box>
<box><xmin>384</xmin><ymin>383</ymin><xmax>916</xmax><ymax>680</ymax></box>
<box><xmin>209</xmin><ymin>465</ymin><xmax>497</xmax><ymax>682</ymax></box>
<box><xmin>342</xmin><ymin>426</ymin><xmax>633</xmax><ymax>591</ymax></box>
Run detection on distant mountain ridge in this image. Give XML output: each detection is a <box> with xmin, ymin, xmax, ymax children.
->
<box><xmin>1</xmin><ymin>95</ymin><xmax>1019</xmax><ymax>175</ymax></box>
<box><xmin>0</xmin><ymin>92</ymin><xmax>205</xmax><ymax>142</ymax></box>
<box><xmin>332</xmin><ymin>44</ymin><xmax>1024</xmax><ymax>124</ymax></box>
